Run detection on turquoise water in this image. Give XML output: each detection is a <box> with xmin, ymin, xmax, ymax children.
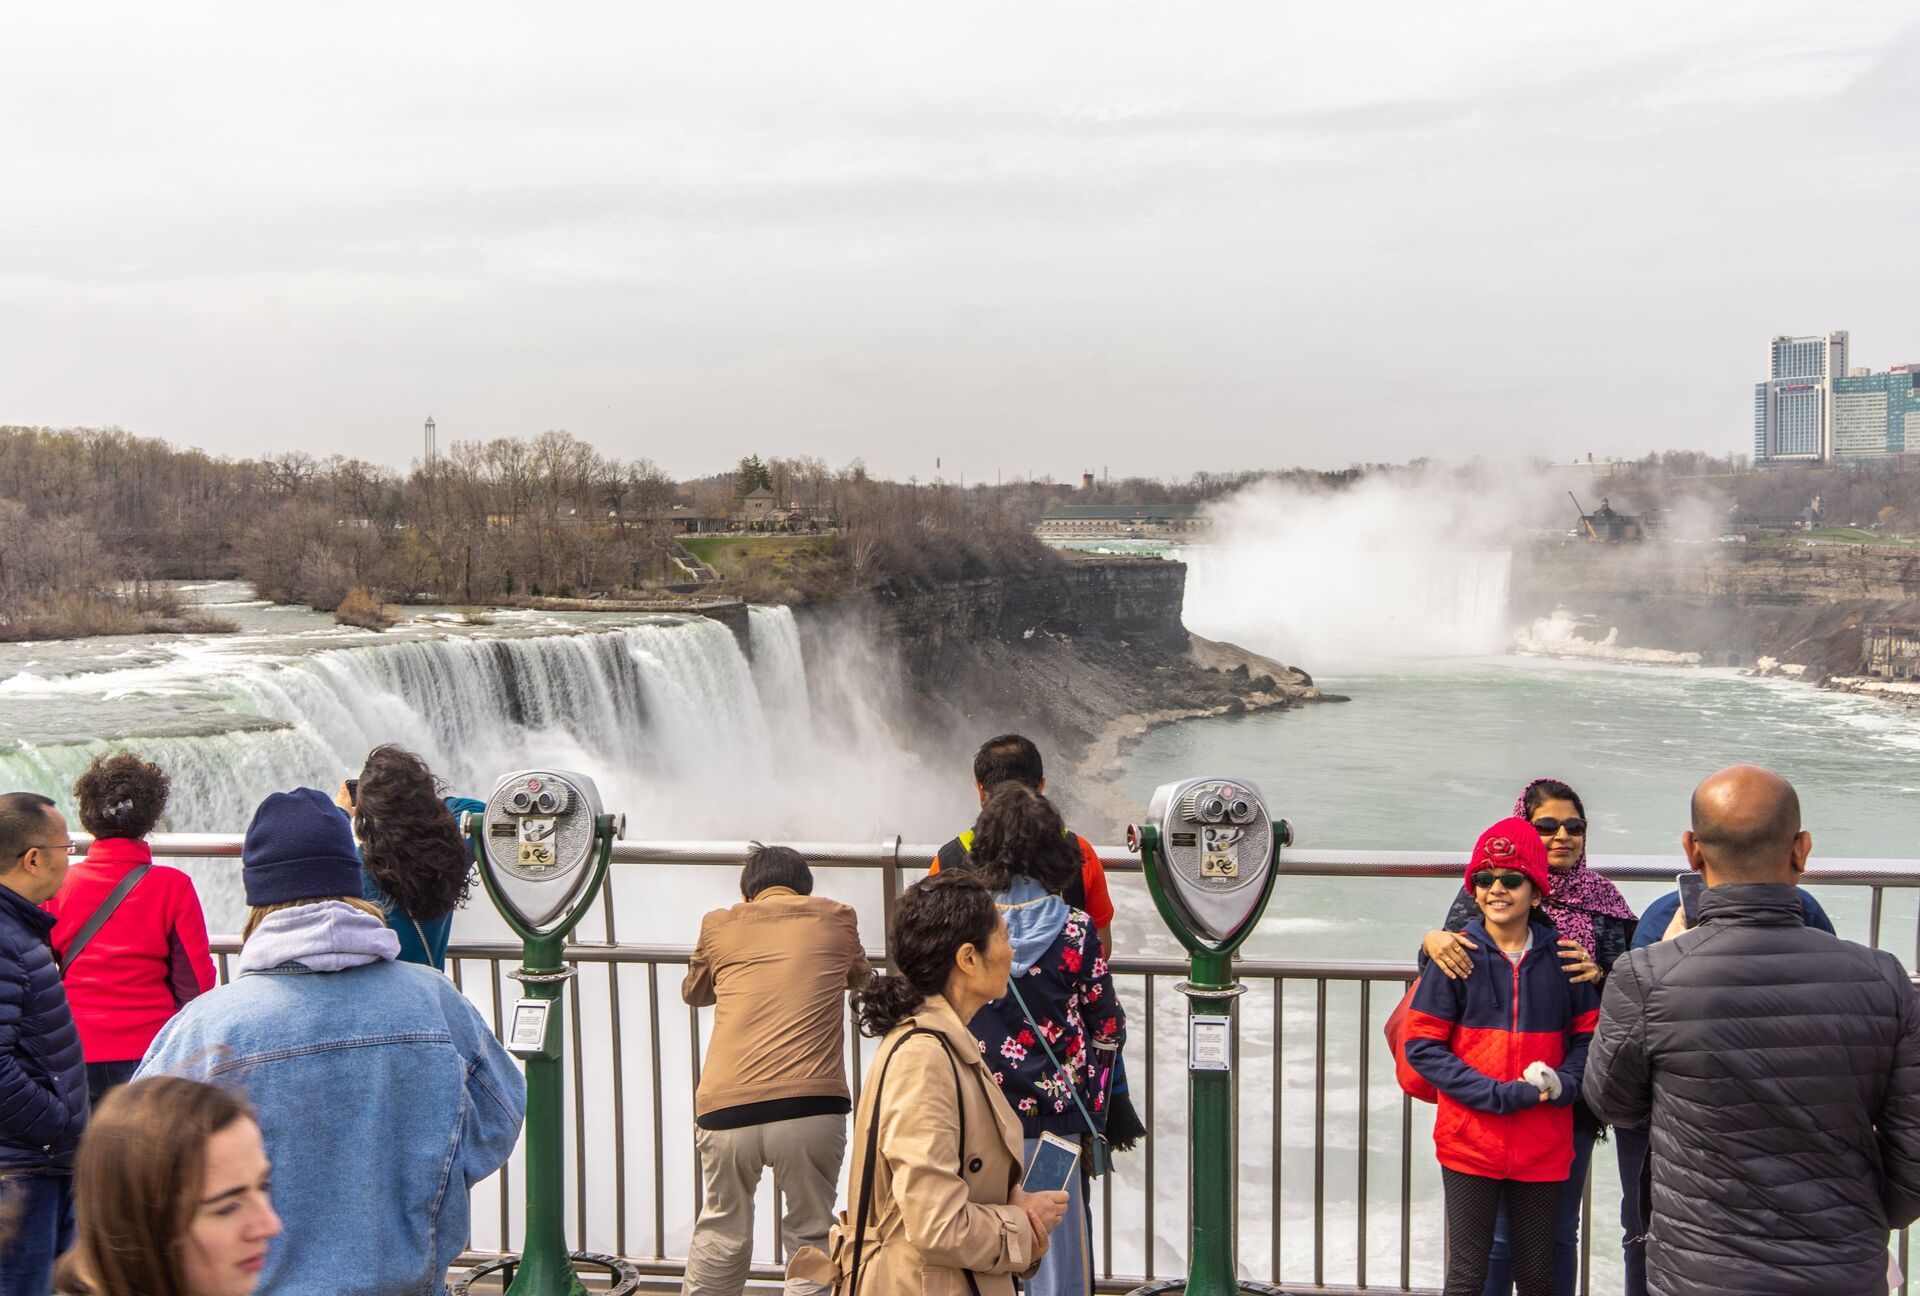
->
<box><xmin>1117</xmin><ymin>654</ymin><xmax>1920</xmax><ymax>963</ymax></box>
<box><xmin>1112</xmin><ymin>655</ymin><xmax>1920</xmax><ymax>1288</ymax></box>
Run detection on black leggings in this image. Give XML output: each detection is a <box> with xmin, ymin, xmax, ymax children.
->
<box><xmin>1441</xmin><ymin>1168</ymin><xmax>1560</xmax><ymax>1296</ymax></box>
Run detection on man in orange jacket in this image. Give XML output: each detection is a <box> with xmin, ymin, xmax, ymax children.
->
<box><xmin>930</xmin><ymin>734</ymin><xmax>1113</xmax><ymax>958</ymax></box>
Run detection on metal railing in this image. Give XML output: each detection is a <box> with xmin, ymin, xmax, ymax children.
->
<box><xmin>151</xmin><ymin>834</ymin><xmax>1920</xmax><ymax>1293</ymax></box>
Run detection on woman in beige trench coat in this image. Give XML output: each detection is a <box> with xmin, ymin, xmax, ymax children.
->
<box><xmin>790</xmin><ymin>873</ymin><xmax>1069</xmax><ymax>1296</ymax></box>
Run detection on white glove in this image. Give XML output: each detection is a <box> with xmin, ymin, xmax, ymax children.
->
<box><xmin>1523</xmin><ymin>1061</ymin><xmax>1563</xmax><ymax>1102</ymax></box>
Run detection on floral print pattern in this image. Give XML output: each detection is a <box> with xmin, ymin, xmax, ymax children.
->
<box><xmin>969</xmin><ymin>905</ymin><xmax>1126</xmax><ymax>1136</ymax></box>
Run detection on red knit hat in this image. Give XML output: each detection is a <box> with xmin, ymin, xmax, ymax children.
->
<box><xmin>1465</xmin><ymin>816</ymin><xmax>1550</xmax><ymax>897</ymax></box>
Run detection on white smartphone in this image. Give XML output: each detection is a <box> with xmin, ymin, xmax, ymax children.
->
<box><xmin>1021</xmin><ymin>1131</ymin><xmax>1082</xmax><ymax>1194</ymax></box>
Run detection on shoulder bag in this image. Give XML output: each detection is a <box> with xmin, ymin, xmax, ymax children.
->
<box><xmin>845</xmin><ymin>1027</ymin><xmax>986</xmax><ymax>1296</ymax></box>
<box><xmin>59</xmin><ymin>864</ymin><xmax>151</xmax><ymax>973</ymax></box>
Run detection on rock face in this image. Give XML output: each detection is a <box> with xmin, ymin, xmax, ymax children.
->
<box><xmin>793</xmin><ymin>554</ymin><xmax>1327</xmax><ymax>835</ymax></box>
<box><xmin>1510</xmin><ymin>542</ymin><xmax>1920</xmax><ymax>677</ymax></box>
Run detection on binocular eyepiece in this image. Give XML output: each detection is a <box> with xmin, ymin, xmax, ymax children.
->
<box><xmin>1181</xmin><ymin>787</ymin><xmax>1258</xmax><ymax>825</ymax></box>
<box><xmin>505</xmin><ymin>785</ymin><xmax>571</xmax><ymax>816</ymax></box>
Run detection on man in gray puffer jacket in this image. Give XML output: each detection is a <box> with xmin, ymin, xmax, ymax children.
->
<box><xmin>1586</xmin><ymin>765</ymin><xmax>1920</xmax><ymax>1296</ymax></box>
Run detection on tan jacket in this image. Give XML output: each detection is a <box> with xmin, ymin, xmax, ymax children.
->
<box><xmin>682</xmin><ymin>887</ymin><xmax>868</xmax><ymax>1117</ymax></box>
<box><xmin>791</xmin><ymin>994</ymin><xmax>1038</xmax><ymax>1296</ymax></box>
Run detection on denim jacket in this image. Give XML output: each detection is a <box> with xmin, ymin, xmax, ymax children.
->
<box><xmin>138</xmin><ymin>902</ymin><xmax>525</xmax><ymax>1295</ymax></box>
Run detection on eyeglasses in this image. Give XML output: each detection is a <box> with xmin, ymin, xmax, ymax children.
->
<box><xmin>1471</xmin><ymin>870</ymin><xmax>1529</xmax><ymax>890</ymax></box>
<box><xmin>1532</xmin><ymin>817</ymin><xmax>1586</xmax><ymax>838</ymax></box>
<box><xmin>13</xmin><ymin>842</ymin><xmax>78</xmax><ymax>860</ymax></box>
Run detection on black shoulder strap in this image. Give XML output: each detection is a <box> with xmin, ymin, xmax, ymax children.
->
<box><xmin>60</xmin><ymin>864</ymin><xmax>151</xmax><ymax>972</ymax></box>
<box><xmin>849</xmin><ymin>1026</ymin><xmax>985</xmax><ymax>1296</ymax></box>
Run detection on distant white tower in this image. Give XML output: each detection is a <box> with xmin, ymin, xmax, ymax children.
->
<box><xmin>424</xmin><ymin>416</ymin><xmax>437</xmax><ymax>466</ymax></box>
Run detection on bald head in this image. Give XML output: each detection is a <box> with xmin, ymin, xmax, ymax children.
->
<box><xmin>1686</xmin><ymin>765</ymin><xmax>1807</xmax><ymax>885</ymax></box>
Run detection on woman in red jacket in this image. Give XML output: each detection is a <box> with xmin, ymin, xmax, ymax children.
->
<box><xmin>46</xmin><ymin>753</ymin><xmax>217</xmax><ymax>1108</ymax></box>
<box><xmin>1404</xmin><ymin>819</ymin><xmax>1601</xmax><ymax>1296</ymax></box>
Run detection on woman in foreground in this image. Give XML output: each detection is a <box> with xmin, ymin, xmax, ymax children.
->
<box><xmin>788</xmin><ymin>872</ymin><xmax>1068</xmax><ymax>1296</ymax></box>
<box><xmin>56</xmin><ymin>1076</ymin><xmax>281</xmax><ymax>1296</ymax></box>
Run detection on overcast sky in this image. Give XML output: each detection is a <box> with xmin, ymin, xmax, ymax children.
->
<box><xmin>2</xmin><ymin>2</ymin><xmax>1916</xmax><ymax>481</ymax></box>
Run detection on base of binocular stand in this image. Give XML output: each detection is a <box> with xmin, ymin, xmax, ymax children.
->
<box><xmin>449</xmin><ymin>1252</ymin><xmax>641</xmax><ymax>1295</ymax></box>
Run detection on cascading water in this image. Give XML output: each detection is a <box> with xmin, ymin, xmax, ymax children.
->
<box><xmin>0</xmin><ymin>603</ymin><xmax>955</xmax><ymax>924</ymax></box>
<box><xmin>748</xmin><ymin>605</ymin><xmax>812</xmax><ymax>745</ymax></box>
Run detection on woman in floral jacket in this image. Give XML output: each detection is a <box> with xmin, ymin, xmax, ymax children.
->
<box><xmin>963</xmin><ymin>782</ymin><xmax>1125</xmax><ymax>1296</ymax></box>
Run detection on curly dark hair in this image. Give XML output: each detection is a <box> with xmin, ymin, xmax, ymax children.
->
<box><xmin>73</xmin><ymin>752</ymin><xmax>171</xmax><ymax>840</ymax></box>
<box><xmin>853</xmin><ymin>872</ymin><xmax>999</xmax><ymax>1038</ymax></box>
<box><xmin>965</xmin><ymin>782</ymin><xmax>1078</xmax><ymax>895</ymax></box>
<box><xmin>352</xmin><ymin>745</ymin><xmax>472</xmax><ymax>922</ymax></box>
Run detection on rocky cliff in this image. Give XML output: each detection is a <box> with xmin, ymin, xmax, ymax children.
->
<box><xmin>1511</xmin><ymin>541</ymin><xmax>1920</xmax><ymax>675</ymax></box>
<box><xmin>793</xmin><ymin>554</ymin><xmax>1328</xmax><ymax>831</ymax></box>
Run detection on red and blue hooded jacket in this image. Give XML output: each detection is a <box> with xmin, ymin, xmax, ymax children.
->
<box><xmin>1404</xmin><ymin>913</ymin><xmax>1601</xmax><ymax>1182</ymax></box>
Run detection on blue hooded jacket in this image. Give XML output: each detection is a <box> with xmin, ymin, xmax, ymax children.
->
<box><xmin>967</xmin><ymin>878</ymin><xmax>1125</xmax><ymax>1136</ymax></box>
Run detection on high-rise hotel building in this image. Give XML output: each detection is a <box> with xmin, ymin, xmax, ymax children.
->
<box><xmin>1833</xmin><ymin>367</ymin><xmax>1920</xmax><ymax>460</ymax></box>
<box><xmin>1754</xmin><ymin>331</ymin><xmax>1920</xmax><ymax>464</ymax></box>
<box><xmin>1753</xmin><ymin>331</ymin><xmax>1848</xmax><ymax>464</ymax></box>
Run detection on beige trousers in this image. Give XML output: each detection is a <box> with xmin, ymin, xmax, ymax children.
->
<box><xmin>684</xmin><ymin>1112</ymin><xmax>847</xmax><ymax>1296</ymax></box>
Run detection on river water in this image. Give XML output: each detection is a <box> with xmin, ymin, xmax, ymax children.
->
<box><xmin>7</xmin><ymin>563</ymin><xmax>1919</xmax><ymax>1287</ymax></box>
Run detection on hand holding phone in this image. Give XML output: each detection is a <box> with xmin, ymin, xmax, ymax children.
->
<box><xmin>1677</xmin><ymin>872</ymin><xmax>1705</xmax><ymax>928</ymax></box>
<box><xmin>1021</xmin><ymin>1131</ymin><xmax>1081</xmax><ymax>1194</ymax></box>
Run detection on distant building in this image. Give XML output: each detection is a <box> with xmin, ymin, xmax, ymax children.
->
<box><xmin>1036</xmin><ymin>504</ymin><xmax>1211</xmax><ymax>537</ymax></box>
<box><xmin>735</xmin><ymin>487</ymin><xmax>776</xmax><ymax>523</ymax></box>
<box><xmin>1832</xmin><ymin>368</ymin><xmax>1920</xmax><ymax>460</ymax></box>
<box><xmin>1754</xmin><ymin>331</ymin><xmax>1848</xmax><ymax>465</ymax></box>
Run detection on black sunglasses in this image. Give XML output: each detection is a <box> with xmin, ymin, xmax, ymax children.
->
<box><xmin>1532</xmin><ymin>817</ymin><xmax>1586</xmax><ymax>837</ymax></box>
<box><xmin>1471</xmin><ymin>870</ymin><xmax>1530</xmax><ymax>890</ymax></box>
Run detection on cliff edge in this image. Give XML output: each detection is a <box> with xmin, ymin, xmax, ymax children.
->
<box><xmin>795</xmin><ymin>553</ymin><xmax>1329</xmax><ymax>835</ymax></box>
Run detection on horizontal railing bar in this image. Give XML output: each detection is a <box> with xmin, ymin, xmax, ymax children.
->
<box><xmin>204</xmin><ymin>934</ymin><xmax>1422</xmax><ymax>983</ymax></box>
<box><xmin>127</xmin><ymin>833</ymin><xmax>1920</xmax><ymax>886</ymax></box>
<box><xmin>207</xmin><ymin>943</ymin><xmax>1415</xmax><ymax>982</ymax></box>
<box><xmin>453</xmin><ymin>1250</ymin><xmax>1442</xmax><ymax>1296</ymax></box>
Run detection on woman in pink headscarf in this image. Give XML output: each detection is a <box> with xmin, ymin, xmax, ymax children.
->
<box><xmin>1416</xmin><ymin>778</ymin><xmax>1637</xmax><ymax>1296</ymax></box>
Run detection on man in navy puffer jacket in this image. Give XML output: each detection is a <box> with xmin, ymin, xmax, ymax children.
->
<box><xmin>0</xmin><ymin>792</ymin><xmax>88</xmax><ymax>1296</ymax></box>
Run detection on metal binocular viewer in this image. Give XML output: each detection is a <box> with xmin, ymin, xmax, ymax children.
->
<box><xmin>1129</xmin><ymin>776</ymin><xmax>1291</xmax><ymax>1296</ymax></box>
<box><xmin>462</xmin><ymin>769</ymin><xmax>635</xmax><ymax>1296</ymax></box>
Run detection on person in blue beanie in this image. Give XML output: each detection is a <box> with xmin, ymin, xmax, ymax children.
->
<box><xmin>137</xmin><ymin>787</ymin><xmax>525</xmax><ymax>1295</ymax></box>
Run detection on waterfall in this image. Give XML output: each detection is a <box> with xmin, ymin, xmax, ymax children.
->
<box><xmin>0</xmin><ymin>616</ymin><xmax>803</xmax><ymax>911</ymax></box>
<box><xmin>748</xmin><ymin>606</ymin><xmax>812</xmax><ymax>745</ymax></box>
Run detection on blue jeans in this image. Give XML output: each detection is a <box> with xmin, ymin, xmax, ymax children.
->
<box><xmin>1480</xmin><ymin>1121</ymin><xmax>1596</xmax><ymax>1296</ymax></box>
<box><xmin>1613</xmin><ymin>1124</ymin><xmax>1652</xmax><ymax>1296</ymax></box>
<box><xmin>87</xmin><ymin>1058</ymin><xmax>140</xmax><ymax>1110</ymax></box>
<box><xmin>1021</xmin><ymin>1136</ymin><xmax>1092</xmax><ymax>1296</ymax></box>
<box><xmin>0</xmin><ymin>1173</ymin><xmax>75</xmax><ymax>1296</ymax></box>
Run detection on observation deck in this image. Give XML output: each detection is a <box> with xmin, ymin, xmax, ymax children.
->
<box><xmin>137</xmin><ymin>835</ymin><xmax>1920</xmax><ymax>1295</ymax></box>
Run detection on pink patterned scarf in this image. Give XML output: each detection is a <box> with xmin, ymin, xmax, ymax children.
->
<box><xmin>1514</xmin><ymin>779</ymin><xmax>1636</xmax><ymax>955</ymax></box>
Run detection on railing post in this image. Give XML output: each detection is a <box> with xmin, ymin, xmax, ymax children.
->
<box><xmin>880</xmin><ymin>835</ymin><xmax>902</xmax><ymax>969</ymax></box>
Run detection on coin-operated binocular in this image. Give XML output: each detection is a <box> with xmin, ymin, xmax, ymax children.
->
<box><xmin>461</xmin><ymin>770</ymin><xmax>634</xmax><ymax>1296</ymax></box>
<box><xmin>1128</xmin><ymin>778</ymin><xmax>1291</xmax><ymax>1296</ymax></box>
